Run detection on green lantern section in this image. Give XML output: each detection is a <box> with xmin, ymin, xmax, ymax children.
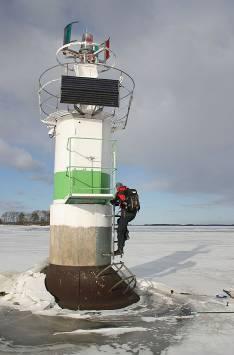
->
<box><xmin>54</xmin><ymin>170</ymin><xmax>110</xmax><ymax>201</ymax></box>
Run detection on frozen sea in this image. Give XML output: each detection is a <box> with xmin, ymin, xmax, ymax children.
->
<box><xmin>0</xmin><ymin>225</ymin><xmax>234</xmax><ymax>354</ymax></box>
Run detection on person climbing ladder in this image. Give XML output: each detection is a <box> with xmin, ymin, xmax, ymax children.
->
<box><xmin>110</xmin><ymin>182</ymin><xmax>140</xmax><ymax>255</ymax></box>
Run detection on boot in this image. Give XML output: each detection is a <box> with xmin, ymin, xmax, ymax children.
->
<box><xmin>125</xmin><ymin>230</ymin><xmax>130</xmax><ymax>240</ymax></box>
<box><xmin>114</xmin><ymin>248</ymin><xmax>123</xmax><ymax>256</ymax></box>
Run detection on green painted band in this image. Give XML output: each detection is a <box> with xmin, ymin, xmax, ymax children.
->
<box><xmin>54</xmin><ymin>170</ymin><xmax>110</xmax><ymax>200</ymax></box>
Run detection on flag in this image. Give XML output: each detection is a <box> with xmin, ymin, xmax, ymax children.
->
<box><xmin>94</xmin><ymin>44</ymin><xmax>99</xmax><ymax>52</ymax></box>
<box><xmin>63</xmin><ymin>21</ymin><xmax>79</xmax><ymax>45</ymax></box>
<box><xmin>105</xmin><ymin>38</ymin><xmax>110</xmax><ymax>60</ymax></box>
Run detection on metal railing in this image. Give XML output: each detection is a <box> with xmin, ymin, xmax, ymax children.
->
<box><xmin>96</xmin><ymin>261</ymin><xmax>137</xmax><ymax>294</ymax></box>
<box><xmin>66</xmin><ymin>166</ymin><xmax>116</xmax><ymax>196</ymax></box>
<box><xmin>66</xmin><ymin>137</ymin><xmax>116</xmax><ymax>197</ymax></box>
<box><xmin>38</xmin><ymin>62</ymin><xmax>135</xmax><ymax>131</ymax></box>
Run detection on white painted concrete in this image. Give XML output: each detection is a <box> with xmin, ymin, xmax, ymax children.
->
<box><xmin>54</xmin><ymin>116</ymin><xmax>113</xmax><ymax>174</ymax></box>
<box><xmin>54</xmin><ymin>116</ymin><xmax>104</xmax><ymax>172</ymax></box>
<box><xmin>50</xmin><ymin>204</ymin><xmax>112</xmax><ymax>228</ymax></box>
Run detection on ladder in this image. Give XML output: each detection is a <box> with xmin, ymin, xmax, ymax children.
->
<box><xmin>101</xmin><ymin>207</ymin><xmax>137</xmax><ymax>293</ymax></box>
<box><xmin>96</xmin><ymin>261</ymin><xmax>137</xmax><ymax>294</ymax></box>
<box><xmin>102</xmin><ymin>206</ymin><xmax>121</xmax><ymax>258</ymax></box>
<box><xmin>112</xmin><ymin>205</ymin><xmax>120</xmax><ymax>256</ymax></box>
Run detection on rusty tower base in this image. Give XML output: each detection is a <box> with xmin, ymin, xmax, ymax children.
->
<box><xmin>45</xmin><ymin>263</ymin><xmax>140</xmax><ymax>310</ymax></box>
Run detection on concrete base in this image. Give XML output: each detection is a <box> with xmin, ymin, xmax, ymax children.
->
<box><xmin>50</xmin><ymin>225</ymin><xmax>112</xmax><ymax>266</ymax></box>
<box><xmin>44</xmin><ymin>264</ymin><xmax>140</xmax><ymax>310</ymax></box>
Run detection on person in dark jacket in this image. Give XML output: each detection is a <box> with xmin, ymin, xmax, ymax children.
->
<box><xmin>110</xmin><ymin>182</ymin><xmax>138</xmax><ymax>255</ymax></box>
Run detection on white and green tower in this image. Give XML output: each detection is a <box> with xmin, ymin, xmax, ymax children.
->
<box><xmin>39</xmin><ymin>22</ymin><xmax>139</xmax><ymax>310</ymax></box>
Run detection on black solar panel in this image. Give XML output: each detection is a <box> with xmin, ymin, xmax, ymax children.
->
<box><xmin>60</xmin><ymin>76</ymin><xmax>119</xmax><ymax>107</ymax></box>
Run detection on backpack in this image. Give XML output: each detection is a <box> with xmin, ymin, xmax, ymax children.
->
<box><xmin>124</xmin><ymin>188</ymin><xmax>140</xmax><ymax>213</ymax></box>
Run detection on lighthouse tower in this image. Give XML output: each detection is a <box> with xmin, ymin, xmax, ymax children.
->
<box><xmin>39</xmin><ymin>22</ymin><xmax>139</xmax><ymax>310</ymax></box>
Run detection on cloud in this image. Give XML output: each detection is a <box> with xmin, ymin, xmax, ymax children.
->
<box><xmin>0</xmin><ymin>200</ymin><xmax>26</xmax><ymax>214</ymax></box>
<box><xmin>114</xmin><ymin>1</ymin><xmax>234</xmax><ymax>202</ymax></box>
<box><xmin>31</xmin><ymin>174</ymin><xmax>53</xmax><ymax>185</ymax></box>
<box><xmin>0</xmin><ymin>139</ymin><xmax>41</xmax><ymax>171</ymax></box>
<box><xmin>142</xmin><ymin>178</ymin><xmax>172</xmax><ymax>191</ymax></box>
<box><xmin>1</xmin><ymin>0</ymin><xmax>234</xmax><ymax>209</ymax></box>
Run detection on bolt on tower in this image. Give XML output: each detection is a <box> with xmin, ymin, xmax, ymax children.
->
<box><xmin>38</xmin><ymin>22</ymin><xmax>139</xmax><ymax>310</ymax></box>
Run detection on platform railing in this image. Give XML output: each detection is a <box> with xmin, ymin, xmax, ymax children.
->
<box><xmin>65</xmin><ymin>166</ymin><xmax>116</xmax><ymax>196</ymax></box>
<box><xmin>38</xmin><ymin>62</ymin><xmax>135</xmax><ymax>131</ymax></box>
<box><xmin>65</xmin><ymin>137</ymin><xmax>116</xmax><ymax>199</ymax></box>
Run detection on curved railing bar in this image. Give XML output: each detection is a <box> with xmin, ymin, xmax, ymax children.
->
<box><xmin>56</xmin><ymin>41</ymin><xmax>116</xmax><ymax>69</ymax></box>
<box><xmin>39</xmin><ymin>64</ymin><xmax>62</xmax><ymax>89</ymax></box>
<box><xmin>41</xmin><ymin>111</ymin><xmax>71</xmax><ymax>125</ymax></box>
<box><xmin>38</xmin><ymin>62</ymin><xmax>135</xmax><ymax>129</ymax></box>
<box><xmin>39</xmin><ymin>63</ymin><xmax>135</xmax><ymax>93</ymax></box>
<box><xmin>40</xmin><ymin>96</ymin><xmax>57</xmax><ymax>116</ymax></box>
<box><xmin>40</xmin><ymin>80</ymin><xmax>131</xmax><ymax>103</ymax></box>
<box><xmin>39</xmin><ymin>78</ymin><xmax>61</xmax><ymax>99</ymax></box>
<box><xmin>39</xmin><ymin>66</ymin><xmax>134</xmax><ymax>107</ymax></box>
<box><xmin>123</xmin><ymin>94</ymin><xmax>133</xmax><ymax>129</ymax></box>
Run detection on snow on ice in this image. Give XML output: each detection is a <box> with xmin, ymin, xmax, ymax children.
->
<box><xmin>0</xmin><ymin>225</ymin><xmax>234</xmax><ymax>354</ymax></box>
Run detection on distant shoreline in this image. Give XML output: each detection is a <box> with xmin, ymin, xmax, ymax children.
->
<box><xmin>1</xmin><ymin>223</ymin><xmax>234</xmax><ymax>227</ymax></box>
<box><xmin>132</xmin><ymin>224</ymin><xmax>234</xmax><ymax>227</ymax></box>
<box><xmin>0</xmin><ymin>223</ymin><xmax>49</xmax><ymax>226</ymax></box>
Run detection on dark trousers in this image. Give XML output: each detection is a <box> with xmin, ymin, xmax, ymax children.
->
<box><xmin>116</xmin><ymin>210</ymin><xmax>136</xmax><ymax>251</ymax></box>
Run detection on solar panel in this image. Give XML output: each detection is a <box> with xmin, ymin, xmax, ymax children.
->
<box><xmin>60</xmin><ymin>76</ymin><xmax>119</xmax><ymax>107</ymax></box>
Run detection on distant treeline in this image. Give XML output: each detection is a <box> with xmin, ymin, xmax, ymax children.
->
<box><xmin>0</xmin><ymin>210</ymin><xmax>50</xmax><ymax>225</ymax></box>
<box><xmin>142</xmin><ymin>224</ymin><xmax>234</xmax><ymax>226</ymax></box>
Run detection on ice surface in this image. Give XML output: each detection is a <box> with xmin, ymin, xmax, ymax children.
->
<box><xmin>54</xmin><ymin>326</ymin><xmax>148</xmax><ymax>336</ymax></box>
<box><xmin>0</xmin><ymin>225</ymin><xmax>49</xmax><ymax>272</ymax></box>
<box><xmin>0</xmin><ymin>225</ymin><xmax>234</xmax><ymax>354</ymax></box>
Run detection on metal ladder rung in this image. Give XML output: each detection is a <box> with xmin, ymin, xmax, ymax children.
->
<box><xmin>96</xmin><ymin>261</ymin><xmax>137</xmax><ymax>293</ymax></box>
<box><xmin>109</xmin><ymin>275</ymin><xmax>136</xmax><ymax>293</ymax></box>
<box><xmin>96</xmin><ymin>262</ymin><xmax>124</xmax><ymax>278</ymax></box>
<box><xmin>111</xmin><ymin>262</ymin><xmax>137</xmax><ymax>293</ymax></box>
<box><xmin>123</xmin><ymin>277</ymin><xmax>137</xmax><ymax>294</ymax></box>
<box><xmin>108</xmin><ymin>205</ymin><xmax>137</xmax><ymax>292</ymax></box>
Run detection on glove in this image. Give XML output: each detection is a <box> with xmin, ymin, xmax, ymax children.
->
<box><xmin>110</xmin><ymin>199</ymin><xmax>120</xmax><ymax>206</ymax></box>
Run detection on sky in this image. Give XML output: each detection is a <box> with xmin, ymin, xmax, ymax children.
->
<box><xmin>1</xmin><ymin>0</ymin><xmax>234</xmax><ymax>224</ymax></box>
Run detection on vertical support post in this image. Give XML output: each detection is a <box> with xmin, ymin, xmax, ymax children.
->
<box><xmin>112</xmin><ymin>205</ymin><xmax>116</xmax><ymax>258</ymax></box>
<box><xmin>69</xmin><ymin>137</ymin><xmax>72</xmax><ymax>196</ymax></box>
<box><xmin>112</xmin><ymin>142</ymin><xmax>116</xmax><ymax>195</ymax></box>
